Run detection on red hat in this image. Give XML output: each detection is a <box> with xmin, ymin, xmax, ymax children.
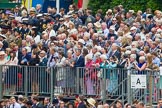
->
<box><xmin>49</xmin><ymin>21</ymin><xmax>54</xmax><ymax>25</ymax></box>
<box><xmin>12</xmin><ymin>20</ymin><xmax>18</xmax><ymax>26</ymax></box>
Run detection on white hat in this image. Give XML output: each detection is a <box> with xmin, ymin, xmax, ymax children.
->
<box><xmin>0</xmin><ymin>34</ymin><xmax>6</xmax><ymax>39</ymax></box>
<box><xmin>78</xmin><ymin>39</ymin><xmax>85</xmax><ymax>44</ymax></box>
<box><xmin>87</xmin><ymin>98</ymin><xmax>96</xmax><ymax>107</ymax></box>
<box><xmin>59</xmin><ymin>18</ymin><xmax>64</xmax><ymax>21</ymax></box>
<box><xmin>36</xmin><ymin>14</ymin><xmax>43</xmax><ymax>17</ymax></box>
<box><xmin>130</xmin><ymin>26</ymin><xmax>137</xmax><ymax>31</ymax></box>
<box><xmin>109</xmin><ymin>26</ymin><xmax>115</xmax><ymax>31</ymax></box>
<box><xmin>0</xmin><ymin>51</ymin><xmax>5</xmax><ymax>55</ymax></box>
<box><xmin>64</xmin><ymin>15</ymin><xmax>71</xmax><ymax>18</ymax></box>
<box><xmin>129</xmin><ymin>10</ymin><xmax>135</xmax><ymax>14</ymax></box>
<box><xmin>22</xmin><ymin>18</ymin><xmax>29</xmax><ymax>21</ymax></box>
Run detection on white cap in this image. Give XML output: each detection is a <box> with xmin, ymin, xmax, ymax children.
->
<box><xmin>22</xmin><ymin>18</ymin><xmax>29</xmax><ymax>21</ymax></box>
<box><xmin>130</xmin><ymin>26</ymin><xmax>137</xmax><ymax>31</ymax></box>
<box><xmin>78</xmin><ymin>39</ymin><xmax>85</xmax><ymax>44</ymax></box>
<box><xmin>37</xmin><ymin>14</ymin><xmax>43</xmax><ymax>17</ymax></box>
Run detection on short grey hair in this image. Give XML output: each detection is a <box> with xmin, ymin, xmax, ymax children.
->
<box><xmin>139</xmin><ymin>56</ymin><xmax>145</xmax><ymax>61</ymax></box>
<box><xmin>100</xmin><ymin>54</ymin><xmax>107</xmax><ymax>60</ymax></box>
<box><xmin>130</xmin><ymin>54</ymin><xmax>136</xmax><ymax>59</ymax></box>
<box><xmin>36</xmin><ymin>4</ymin><xmax>42</xmax><ymax>8</ymax></box>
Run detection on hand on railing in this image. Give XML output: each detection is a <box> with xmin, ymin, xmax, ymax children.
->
<box><xmin>46</xmin><ymin>68</ymin><xmax>50</xmax><ymax>73</ymax></box>
<box><xmin>145</xmin><ymin>68</ymin><xmax>152</xmax><ymax>71</ymax></box>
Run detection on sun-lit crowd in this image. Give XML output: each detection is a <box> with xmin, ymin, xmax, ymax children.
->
<box><xmin>0</xmin><ymin>3</ymin><xmax>162</xmax><ymax>108</ymax></box>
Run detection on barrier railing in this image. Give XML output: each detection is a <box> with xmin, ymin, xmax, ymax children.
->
<box><xmin>127</xmin><ymin>69</ymin><xmax>160</xmax><ymax>106</ymax></box>
<box><xmin>0</xmin><ymin>65</ymin><xmax>160</xmax><ymax>105</ymax></box>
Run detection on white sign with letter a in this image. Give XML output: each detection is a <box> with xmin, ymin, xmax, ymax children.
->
<box><xmin>131</xmin><ymin>75</ymin><xmax>146</xmax><ymax>89</ymax></box>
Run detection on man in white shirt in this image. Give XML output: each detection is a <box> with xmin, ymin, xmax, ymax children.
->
<box><xmin>101</xmin><ymin>22</ymin><xmax>109</xmax><ymax>38</ymax></box>
<box><xmin>10</xmin><ymin>97</ymin><xmax>21</xmax><ymax>108</ymax></box>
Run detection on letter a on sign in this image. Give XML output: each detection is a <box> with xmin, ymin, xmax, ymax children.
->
<box><xmin>131</xmin><ymin>75</ymin><xmax>146</xmax><ymax>89</ymax></box>
<box><xmin>136</xmin><ymin>78</ymin><xmax>141</xmax><ymax>85</ymax></box>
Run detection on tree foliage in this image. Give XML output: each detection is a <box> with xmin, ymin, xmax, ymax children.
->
<box><xmin>88</xmin><ymin>0</ymin><xmax>162</xmax><ymax>14</ymax></box>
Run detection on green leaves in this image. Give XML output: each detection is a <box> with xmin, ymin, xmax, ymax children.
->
<box><xmin>88</xmin><ymin>0</ymin><xmax>162</xmax><ymax>14</ymax></box>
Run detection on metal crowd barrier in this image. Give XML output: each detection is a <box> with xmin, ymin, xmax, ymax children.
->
<box><xmin>127</xmin><ymin>69</ymin><xmax>160</xmax><ymax>106</ymax></box>
<box><xmin>0</xmin><ymin>65</ymin><xmax>160</xmax><ymax>105</ymax></box>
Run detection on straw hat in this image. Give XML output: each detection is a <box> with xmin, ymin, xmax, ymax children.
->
<box><xmin>87</xmin><ymin>98</ymin><xmax>96</xmax><ymax>107</ymax></box>
<box><xmin>94</xmin><ymin>22</ymin><xmax>101</xmax><ymax>28</ymax></box>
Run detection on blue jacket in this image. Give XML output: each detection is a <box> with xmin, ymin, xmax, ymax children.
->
<box><xmin>39</xmin><ymin>58</ymin><xmax>48</xmax><ymax>66</ymax></box>
<box><xmin>74</xmin><ymin>56</ymin><xmax>85</xmax><ymax>67</ymax></box>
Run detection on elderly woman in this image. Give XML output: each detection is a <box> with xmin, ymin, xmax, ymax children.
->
<box><xmin>64</xmin><ymin>50</ymin><xmax>75</xmax><ymax>94</ymax></box>
<box><xmin>107</xmin><ymin>56</ymin><xmax>118</xmax><ymax>93</ymax></box>
<box><xmin>99</xmin><ymin>54</ymin><xmax>119</xmax><ymax>93</ymax></box>
<box><xmin>84</xmin><ymin>54</ymin><xmax>95</xmax><ymax>95</ymax></box>
<box><xmin>99</xmin><ymin>54</ymin><xmax>109</xmax><ymax>95</ymax></box>
<box><xmin>134</xmin><ymin>56</ymin><xmax>147</xmax><ymax>74</ymax></box>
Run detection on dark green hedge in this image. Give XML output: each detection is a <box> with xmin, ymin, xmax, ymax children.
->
<box><xmin>88</xmin><ymin>0</ymin><xmax>162</xmax><ymax>14</ymax></box>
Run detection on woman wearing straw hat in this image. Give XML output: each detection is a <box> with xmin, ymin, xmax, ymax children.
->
<box><xmin>94</xmin><ymin>22</ymin><xmax>102</xmax><ymax>34</ymax></box>
<box><xmin>87</xmin><ymin>98</ymin><xmax>97</xmax><ymax>108</ymax></box>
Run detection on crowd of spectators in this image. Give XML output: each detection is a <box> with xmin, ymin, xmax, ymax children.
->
<box><xmin>0</xmin><ymin>3</ymin><xmax>162</xmax><ymax>106</ymax></box>
<box><xmin>1</xmin><ymin>94</ymin><xmax>162</xmax><ymax>108</ymax></box>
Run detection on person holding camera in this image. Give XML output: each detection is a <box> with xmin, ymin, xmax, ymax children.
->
<box><xmin>125</xmin><ymin>54</ymin><xmax>138</xmax><ymax>70</ymax></box>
